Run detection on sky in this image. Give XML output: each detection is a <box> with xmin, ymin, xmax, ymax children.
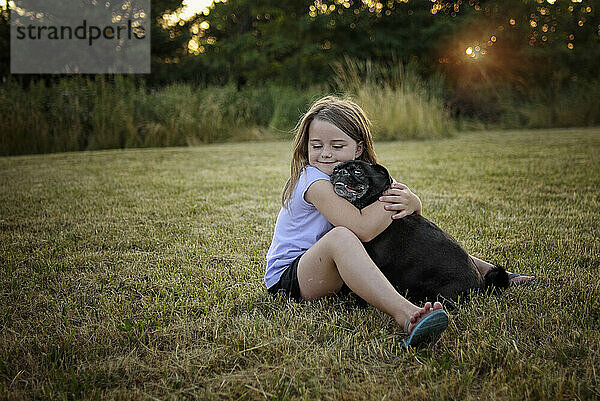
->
<box><xmin>162</xmin><ymin>0</ymin><xmax>215</xmax><ymax>26</ymax></box>
<box><xmin>175</xmin><ymin>0</ymin><xmax>214</xmax><ymax>20</ymax></box>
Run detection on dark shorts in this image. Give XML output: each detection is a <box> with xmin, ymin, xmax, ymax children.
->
<box><xmin>267</xmin><ymin>254</ymin><xmax>354</xmax><ymax>303</ymax></box>
<box><xmin>267</xmin><ymin>254</ymin><xmax>303</xmax><ymax>302</ymax></box>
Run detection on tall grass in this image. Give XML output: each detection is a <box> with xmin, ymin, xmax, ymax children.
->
<box><xmin>332</xmin><ymin>58</ymin><xmax>456</xmax><ymax>140</ymax></box>
<box><xmin>3</xmin><ymin>67</ymin><xmax>598</xmax><ymax>157</ymax></box>
<box><xmin>498</xmin><ymin>78</ymin><xmax>600</xmax><ymax>129</ymax></box>
<box><xmin>0</xmin><ymin>77</ymin><xmax>323</xmax><ymax>156</ymax></box>
<box><xmin>0</xmin><ymin>70</ymin><xmax>455</xmax><ymax>156</ymax></box>
<box><xmin>449</xmin><ymin>75</ymin><xmax>600</xmax><ymax>130</ymax></box>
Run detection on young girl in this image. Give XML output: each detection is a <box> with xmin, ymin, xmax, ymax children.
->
<box><xmin>265</xmin><ymin>96</ymin><xmax>532</xmax><ymax>347</ymax></box>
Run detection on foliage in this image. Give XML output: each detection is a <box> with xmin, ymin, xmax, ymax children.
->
<box><xmin>0</xmin><ymin>0</ymin><xmax>191</xmax><ymax>83</ymax></box>
<box><xmin>188</xmin><ymin>0</ymin><xmax>324</xmax><ymax>87</ymax></box>
<box><xmin>176</xmin><ymin>0</ymin><xmax>600</xmax><ymax>126</ymax></box>
<box><xmin>496</xmin><ymin>78</ymin><xmax>600</xmax><ymax>128</ymax></box>
<box><xmin>0</xmin><ymin>69</ymin><xmax>459</xmax><ymax>156</ymax></box>
<box><xmin>1</xmin><ymin>0</ymin><xmax>599</xmax><ymax>91</ymax></box>
<box><xmin>3</xmin><ymin>68</ymin><xmax>600</xmax><ymax>155</ymax></box>
<box><xmin>437</xmin><ymin>0</ymin><xmax>600</xmax><ymax>119</ymax></box>
<box><xmin>191</xmin><ymin>0</ymin><xmax>460</xmax><ymax>87</ymax></box>
<box><xmin>0</xmin><ymin>76</ymin><xmax>326</xmax><ymax>155</ymax></box>
<box><xmin>0</xmin><ymin>5</ymin><xmax>8</xmax><ymax>79</ymax></box>
<box><xmin>187</xmin><ymin>0</ymin><xmax>599</xmax><ymax>89</ymax></box>
<box><xmin>1</xmin><ymin>1</ymin><xmax>599</xmax><ymax>155</ymax></box>
<box><xmin>149</xmin><ymin>0</ymin><xmax>194</xmax><ymax>85</ymax></box>
<box><xmin>1</xmin><ymin>130</ymin><xmax>599</xmax><ymax>399</ymax></box>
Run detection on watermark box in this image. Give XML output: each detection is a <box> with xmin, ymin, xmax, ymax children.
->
<box><xmin>11</xmin><ymin>0</ymin><xmax>150</xmax><ymax>74</ymax></box>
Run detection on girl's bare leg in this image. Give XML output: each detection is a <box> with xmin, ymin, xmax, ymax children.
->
<box><xmin>297</xmin><ymin>226</ymin><xmax>442</xmax><ymax>332</ymax></box>
<box><xmin>470</xmin><ymin>255</ymin><xmax>535</xmax><ymax>285</ymax></box>
<box><xmin>471</xmin><ymin>255</ymin><xmax>494</xmax><ymax>276</ymax></box>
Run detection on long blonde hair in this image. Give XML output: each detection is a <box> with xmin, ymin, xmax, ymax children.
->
<box><xmin>281</xmin><ymin>95</ymin><xmax>378</xmax><ymax>208</ymax></box>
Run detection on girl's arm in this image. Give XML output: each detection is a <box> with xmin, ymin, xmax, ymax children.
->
<box><xmin>305</xmin><ymin>180</ymin><xmax>396</xmax><ymax>242</ymax></box>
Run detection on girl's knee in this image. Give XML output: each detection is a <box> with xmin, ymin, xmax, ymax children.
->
<box><xmin>326</xmin><ymin>226</ymin><xmax>361</xmax><ymax>244</ymax></box>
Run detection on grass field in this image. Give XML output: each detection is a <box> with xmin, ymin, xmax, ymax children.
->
<box><xmin>1</xmin><ymin>128</ymin><xmax>599</xmax><ymax>400</ymax></box>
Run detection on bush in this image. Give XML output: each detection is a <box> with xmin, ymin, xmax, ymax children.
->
<box><xmin>332</xmin><ymin>58</ymin><xmax>456</xmax><ymax>140</ymax></box>
<box><xmin>0</xmin><ymin>77</ymin><xmax>325</xmax><ymax>156</ymax></box>
<box><xmin>498</xmin><ymin>78</ymin><xmax>600</xmax><ymax>129</ymax></box>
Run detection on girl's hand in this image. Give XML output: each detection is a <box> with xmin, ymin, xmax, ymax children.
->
<box><xmin>378</xmin><ymin>181</ymin><xmax>422</xmax><ymax>219</ymax></box>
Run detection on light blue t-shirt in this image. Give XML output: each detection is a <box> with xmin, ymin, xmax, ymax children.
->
<box><xmin>265</xmin><ymin>165</ymin><xmax>334</xmax><ymax>289</ymax></box>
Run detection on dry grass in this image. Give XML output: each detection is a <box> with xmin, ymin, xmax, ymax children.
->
<box><xmin>332</xmin><ymin>58</ymin><xmax>455</xmax><ymax>140</ymax></box>
<box><xmin>1</xmin><ymin>128</ymin><xmax>599</xmax><ymax>399</ymax></box>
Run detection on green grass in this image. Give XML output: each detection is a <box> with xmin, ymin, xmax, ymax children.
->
<box><xmin>1</xmin><ymin>128</ymin><xmax>599</xmax><ymax>400</ymax></box>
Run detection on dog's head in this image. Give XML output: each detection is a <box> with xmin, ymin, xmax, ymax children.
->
<box><xmin>331</xmin><ymin>160</ymin><xmax>392</xmax><ymax>209</ymax></box>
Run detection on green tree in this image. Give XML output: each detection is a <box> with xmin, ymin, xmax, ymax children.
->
<box><xmin>190</xmin><ymin>0</ymin><xmax>326</xmax><ymax>87</ymax></box>
<box><xmin>0</xmin><ymin>1</ymin><xmax>191</xmax><ymax>83</ymax></box>
<box><xmin>431</xmin><ymin>0</ymin><xmax>599</xmax><ymax>84</ymax></box>
<box><xmin>147</xmin><ymin>0</ymin><xmax>194</xmax><ymax>85</ymax></box>
<box><xmin>0</xmin><ymin>4</ymin><xmax>9</xmax><ymax>79</ymax></box>
<box><xmin>191</xmin><ymin>0</ymin><xmax>473</xmax><ymax>87</ymax></box>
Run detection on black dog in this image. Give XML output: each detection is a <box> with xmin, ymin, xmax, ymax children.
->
<box><xmin>331</xmin><ymin>160</ymin><xmax>508</xmax><ymax>303</ymax></box>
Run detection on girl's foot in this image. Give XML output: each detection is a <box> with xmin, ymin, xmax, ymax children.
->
<box><xmin>507</xmin><ymin>273</ymin><xmax>536</xmax><ymax>286</ymax></box>
<box><xmin>405</xmin><ymin>301</ymin><xmax>443</xmax><ymax>334</ymax></box>
<box><xmin>401</xmin><ymin>302</ymin><xmax>448</xmax><ymax>348</ymax></box>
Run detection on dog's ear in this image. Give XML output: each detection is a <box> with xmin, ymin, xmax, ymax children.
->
<box><xmin>373</xmin><ymin>164</ymin><xmax>392</xmax><ymax>186</ymax></box>
<box><xmin>334</xmin><ymin>160</ymin><xmax>352</xmax><ymax>173</ymax></box>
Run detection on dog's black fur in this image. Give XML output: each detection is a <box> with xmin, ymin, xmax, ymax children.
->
<box><xmin>331</xmin><ymin>160</ymin><xmax>509</xmax><ymax>303</ymax></box>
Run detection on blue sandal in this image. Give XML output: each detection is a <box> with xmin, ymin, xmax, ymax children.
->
<box><xmin>401</xmin><ymin>309</ymin><xmax>449</xmax><ymax>348</ymax></box>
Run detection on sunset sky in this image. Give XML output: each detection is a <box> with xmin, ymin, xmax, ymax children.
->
<box><xmin>172</xmin><ymin>0</ymin><xmax>214</xmax><ymax>20</ymax></box>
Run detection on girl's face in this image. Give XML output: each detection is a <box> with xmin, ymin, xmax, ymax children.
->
<box><xmin>307</xmin><ymin>119</ymin><xmax>363</xmax><ymax>176</ymax></box>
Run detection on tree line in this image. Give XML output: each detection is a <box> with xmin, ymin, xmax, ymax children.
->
<box><xmin>2</xmin><ymin>0</ymin><xmax>598</xmax><ymax>86</ymax></box>
<box><xmin>183</xmin><ymin>0</ymin><xmax>599</xmax><ymax>88</ymax></box>
<box><xmin>1</xmin><ymin>0</ymin><xmax>598</xmax><ymax>122</ymax></box>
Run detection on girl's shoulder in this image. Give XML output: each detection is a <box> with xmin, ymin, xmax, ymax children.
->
<box><xmin>293</xmin><ymin>165</ymin><xmax>331</xmax><ymax>206</ymax></box>
<box><xmin>302</xmin><ymin>165</ymin><xmax>330</xmax><ymax>181</ymax></box>
<box><xmin>298</xmin><ymin>165</ymin><xmax>330</xmax><ymax>189</ymax></box>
